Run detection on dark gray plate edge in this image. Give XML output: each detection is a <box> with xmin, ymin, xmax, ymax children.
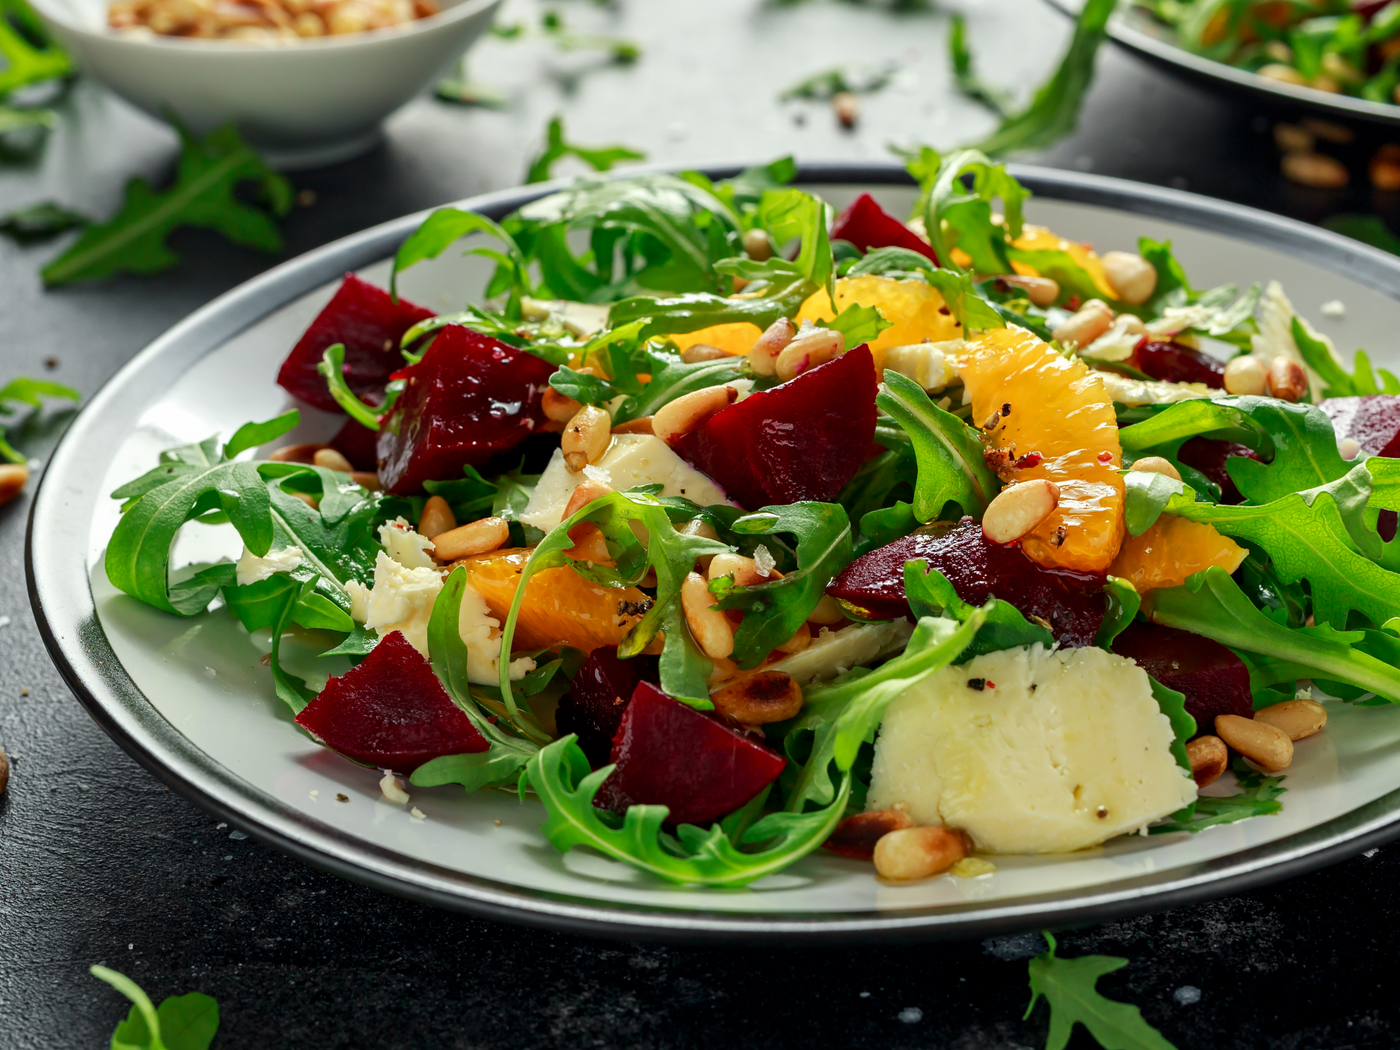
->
<box><xmin>26</xmin><ymin>159</ymin><xmax>1400</xmax><ymax>944</ymax></box>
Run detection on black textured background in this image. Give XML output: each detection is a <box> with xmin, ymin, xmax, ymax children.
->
<box><xmin>4</xmin><ymin>1</ymin><xmax>1400</xmax><ymax>1045</ymax></box>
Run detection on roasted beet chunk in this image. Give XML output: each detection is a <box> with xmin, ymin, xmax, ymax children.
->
<box><xmin>277</xmin><ymin>274</ymin><xmax>435</xmax><ymax>413</ymax></box>
<box><xmin>829</xmin><ymin>192</ymin><xmax>939</xmax><ymax>264</ymax></box>
<box><xmin>555</xmin><ymin>647</ymin><xmax>658</xmax><ymax>768</ymax></box>
<box><xmin>670</xmin><ymin>345</ymin><xmax>877</xmax><ymax>508</ymax></box>
<box><xmin>377</xmin><ymin>325</ymin><xmax>556</xmax><ymax>494</ymax></box>
<box><xmin>826</xmin><ymin>518</ymin><xmax>1107</xmax><ymax>647</ymax></box>
<box><xmin>331</xmin><ymin>417</ymin><xmax>380</xmax><ymax>472</ymax></box>
<box><xmin>293</xmin><ymin>631</ymin><xmax>488</xmax><ymax>773</ymax></box>
<box><xmin>1321</xmin><ymin>394</ymin><xmax>1400</xmax><ymax>459</ymax></box>
<box><xmin>1176</xmin><ymin>437</ymin><xmax>1263</xmax><ymax>506</ymax></box>
<box><xmin>1134</xmin><ymin>340</ymin><xmax>1225</xmax><ymax>388</ymax></box>
<box><xmin>1112</xmin><ymin>620</ymin><xmax>1253</xmax><ymax>729</ymax></box>
<box><xmin>594</xmin><ymin>682</ymin><xmax>786</xmax><ymax>827</ymax></box>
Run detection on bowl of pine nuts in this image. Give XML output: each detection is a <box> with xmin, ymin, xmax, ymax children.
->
<box><xmin>28</xmin><ymin>0</ymin><xmax>503</xmax><ymax>168</ymax></box>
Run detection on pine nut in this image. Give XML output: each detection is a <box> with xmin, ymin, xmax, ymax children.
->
<box><xmin>775</xmin><ymin>326</ymin><xmax>845</xmax><ymax>382</ymax></box>
<box><xmin>707</xmin><ymin>656</ymin><xmax>738</xmax><ymax>684</ymax></box>
<box><xmin>611</xmin><ymin>416</ymin><xmax>655</xmax><ymax>435</ymax></box>
<box><xmin>1266</xmin><ymin>355</ymin><xmax>1307</xmax><ymax>402</ymax></box>
<box><xmin>0</xmin><ymin>463</ymin><xmax>29</xmax><ymax>508</ymax></box>
<box><xmin>417</xmin><ymin>495</ymin><xmax>457</xmax><ymax>539</ymax></box>
<box><xmin>832</xmin><ymin>91</ymin><xmax>860</xmax><ymax>128</ymax></box>
<box><xmin>708</xmin><ymin>552</ymin><xmax>781</xmax><ymax>588</ymax></box>
<box><xmin>291</xmin><ymin>492</ymin><xmax>319</xmax><ymax>510</ymax></box>
<box><xmin>1000</xmin><ymin>274</ymin><xmax>1060</xmax><ymax>307</ymax></box>
<box><xmin>351</xmin><ymin>471</ymin><xmax>382</xmax><ymax>491</ymax></box>
<box><xmin>1370</xmin><ymin>145</ymin><xmax>1400</xmax><ymax>191</ymax></box>
<box><xmin>1131</xmin><ymin>456</ymin><xmax>1181</xmax><ymax>481</ymax></box>
<box><xmin>268</xmin><ymin>442</ymin><xmax>328</xmax><ymax>463</ymax></box>
<box><xmin>807</xmin><ymin>594</ymin><xmax>846</xmax><ymax>625</ymax></box>
<box><xmin>1339</xmin><ymin>437</ymin><xmax>1362</xmax><ymax>461</ymax></box>
<box><xmin>1186</xmin><ymin>735</ymin><xmax>1228</xmax><ymax>788</ymax></box>
<box><xmin>776</xmin><ymin>621</ymin><xmax>811</xmax><ymax>653</ymax></box>
<box><xmin>1273</xmin><ymin>123</ymin><xmax>1314</xmax><ymax>154</ymax></box>
<box><xmin>677</xmin><ymin>516</ymin><xmax>720</xmax><ymax>541</ymax></box>
<box><xmin>1253</xmin><ymin>698</ymin><xmax>1327</xmax><ymax>741</ymax></box>
<box><xmin>743</xmin><ymin>228</ymin><xmax>773</xmax><ymax>261</ymax></box>
<box><xmin>1281</xmin><ymin>152</ymin><xmax>1349</xmax><ymax>189</ymax></box>
<box><xmin>653</xmin><ymin>384</ymin><xmax>737</xmax><ymax>444</ymax></box>
<box><xmin>430</xmin><ymin>516</ymin><xmax>510</xmax><ymax>561</ymax></box>
<box><xmin>711</xmin><ymin>670</ymin><xmax>803</xmax><ymax>724</ymax></box>
<box><xmin>682</xmin><ymin>571</ymin><xmax>734</xmax><ymax>660</ymax></box>
<box><xmin>873</xmin><ymin>826</ymin><xmax>968</xmax><ymax>880</ymax></box>
<box><xmin>313</xmin><ymin>447</ymin><xmax>354</xmax><ymax>473</ymax></box>
<box><xmin>981</xmin><ymin>479</ymin><xmax>1060</xmax><ymax>545</ymax></box>
<box><xmin>1215</xmin><ymin>714</ymin><xmax>1293</xmax><ymax>772</ymax></box>
<box><xmin>1101</xmin><ymin>251</ymin><xmax>1158</xmax><ymax>305</ymax></box>
<box><xmin>563</xmin><ymin>478</ymin><xmax>614</xmax><ymax>519</ymax></box>
<box><xmin>824</xmin><ymin>808</ymin><xmax>915</xmax><ymax>859</ymax></box>
<box><xmin>564</xmin><ymin>522</ymin><xmax>611</xmax><ymax>562</ymax></box>
<box><xmin>561</xmin><ymin>405</ymin><xmax>611</xmax><ymax>471</ymax></box>
<box><xmin>1051</xmin><ymin>299</ymin><xmax>1114</xmax><ymax>347</ymax></box>
<box><xmin>681</xmin><ymin>343</ymin><xmax>731</xmax><ymax>363</ymax></box>
<box><xmin>542</xmin><ymin>386</ymin><xmax>582</xmax><ymax>423</ymax></box>
<box><xmin>1321</xmin><ymin>52</ymin><xmax>1363</xmax><ymax>85</ymax></box>
<box><xmin>1224</xmin><ymin>355</ymin><xmax>1269</xmax><ymax>396</ymax></box>
<box><xmin>1259</xmin><ymin>63</ymin><xmax>1307</xmax><ymax>85</ymax></box>
<box><xmin>748</xmin><ymin>317</ymin><xmax>795</xmax><ymax>377</ymax></box>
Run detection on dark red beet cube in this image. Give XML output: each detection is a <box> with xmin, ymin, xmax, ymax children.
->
<box><xmin>1134</xmin><ymin>340</ymin><xmax>1225</xmax><ymax>389</ymax></box>
<box><xmin>594</xmin><ymin>682</ymin><xmax>786</xmax><ymax>827</ymax></box>
<box><xmin>826</xmin><ymin>518</ymin><xmax>1107</xmax><ymax>647</ymax></box>
<box><xmin>555</xmin><ymin>647</ymin><xmax>658</xmax><ymax>768</ymax></box>
<box><xmin>293</xmin><ymin>631</ymin><xmax>488</xmax><ymax>773</ymax></box>
<box><xmin>1177</xmin><ymin>437</ymin><xmax>1263</xmax><ymax>505</ymax></box>
<box><xmin>1321</xmin><ymin>395</ymin><xmax>1400</xmax><ymax>459</ymax></box>
<box><xmin>377</xmin><ymin>324</ymin><xmax>556</xmax><ymax>494</ymax></box>
<box><xmin>331</xmin><ymin>417</ymin><xmax>380</xmax><ymax>472</ymax></box>
<box><xmin>670</xmin><ymin>345</ymin><xmax>877</xmax><ymax>509</ymax></box>
<box><xmin>1113</xmin><ymin>620</ymin><xmax>1253</xmax><ymax>730</ymax></box>
<box><xmin>829</xmin><ymin>192</ymin><xmax>939</xmax><ymax>265</ymax></box>
<box><xmin>277</xmin><ymin>274</ymin><xmax>435</xmax><ymax>413</ymax></box>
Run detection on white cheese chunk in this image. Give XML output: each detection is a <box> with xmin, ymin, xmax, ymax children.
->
<box><xmin>378</xmin><ymin>517</ymin><xmax>436</xmax><ymax>570</ymax></box>
<box><xmin>458</xmin><ymin>573</ymin><xmax>535</xmax><ymax>683</ymax></box>
<box><xmin>235</xmin><ymin>545</ymin><xmax>303</xmax><ymax>587</ymax></box>
<box><xmin>882</xmin><ymin>341</ymin><xmax>960</xmax><ymax>392</ymax></box>
<box><xmin>520</xmin><ymin>434</ymin><xmax>735</xmax><ymax>532</ymax></box>
<box><xmin>1251</xmin><ymin>280</ymin><xmax>1343</xmax><ymax>399</ymax></box>
<box><xmin>359</xmin><ymin>550</ymin><xmax>443</xmax><ymax>656</ymax></box>
<box><xmin>750</xmin><ymin>619</ymin><xmax>915</xmax><ymax>687</ymax></box>
<box><xmin>867</xmin><ymin>644</ymin><xmax>1196</xmax><ymax>854</ymax></box>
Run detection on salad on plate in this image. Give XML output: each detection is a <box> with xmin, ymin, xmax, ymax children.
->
<box><xmin>102</xmin><ymin>150</ymin><xmax>1400</xmax><ymax>888</ymax></box>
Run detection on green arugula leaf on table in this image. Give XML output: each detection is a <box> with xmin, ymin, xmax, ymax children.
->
<box><xmin>1290</xmin><ymin>315</ymin><xmax>1400</xmax><ymax>398</ymax></box>
<box><xmin>778</xmin><ymin>61</ymin><xmax>899</xmax><ymax>101</ymax></box>
<box><xmin>1024</xmin><ymin>932</ymin><xmax>1178</xmax><ymax>1050</ymax></box>
<box><xmin>0</xmin><ymin>104</ymin><xmax>52</xmax><ymax>137</ymax></box>
<box><xmin>537</xmin><ymin>10</ymin><xmax>640</xmax><ymax>63</ymax></box>
<box><xmin>0</xmin><ymin>0</ymin><xmax>70</xmax><ymax>95</ymax></box>
<box><xmin>91</xmin><ymin>965</ymin><xmax>219</xmax><ymax>1050</ymax></box>
<box><xmin>949</xmin><ymin>14</ymin><xmax>1014</xmax><ymax>117</ymax></box>
<box><xmin>0</xmin><ymin>374</ymin><xmax>78</xmax><ymax>462</ymax></box>
<box><xmin>1152</xmin><ymin>757</ymin><xmax>1285</xmax><ymax>834</ymax></box>
<box><xmin>0</xmin><ymin>200</ymin><xmax>86</xmax><ymax>243</ymax></box>
<box><xmin>42</xmin><ymin>124</ymin><xmax>291</xmax><ymax>286</ymax></box>
<box><xmin>525</xmin><ymin>114</ymin><xmax>647</xmax><ymax>185</ymax></box>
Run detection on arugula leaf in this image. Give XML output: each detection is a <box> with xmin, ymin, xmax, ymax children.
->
<box><xmin>315</xmin><ymin>344</ymin><xmax>393</xmax><ymax>430</ymax></box>
<box><xmin>42</xmin><ymin>124</ymin><xmax>291</xmax><ymax>286</ymax></box>
<box><xmin>91</xmin><ymin>965</ymin><xmax>219</xmax><ymax>1050</ymax></box>
<box><xmin>1095</xmin><ymin>576</ymin><xmax>1142</xmax><ymax>647</ymax></box>
<box><xmin>0</xmin><ymin>0</ymin><xmax>70</xmax><ymax>95</ymax></box>
<box><xmin>1122</xmin><ymin>469</ymin><xmax>1185</xmax><ymax>536</ymax></box>
<box><xmin>1151</xmin><ymin>757</ymin><xmax>1285</xmax><ymax>834</ymax></box>
<box><xmin>877</xmin><ymin>371</ymin><xmax>1000</xmax><ymax>523</ymax></box>
<box><xmin>0</xmin><ymin>200</ymin><xmax>86</xmax><ymax>243</ymax></box>
<box><xmin>679</xmin><ymin>158</ymin><xmax>798</xmax><ymax>222</ymax></box>
<box><xmin>537</xmin><ymin>10</ymin><xmax>640</xmax><ymax>63</ymax></box>
<box><xmin>756</xmin><ymin>186</ymin><xmax>835</xmax><ymax>299</ymax></box>
<box><xmin>548</xmin><ymin>364</ymin><xmax>618</xmax><ymax>406</ymax></box>
<box><xmin>1291</xmin><ymin>316</ymin><xmax>1400</xmax><ymax>398</ymax></box>
<box><xmin>1024</xmin><ymin>932</ymin><xmax>1178</xmax><ymax>1050</ymax></box>
<box><xmin>712</xmin><ymin>503</ymin><xmax>854</xmax><ymax>668</ymax></box>
<box><xmin>816</xmin><ymin>302</ymin><xmax>892</xmax><ymax>346</ymax></box>
<box><xmin>779</xmin><ymin>61</ymin><xmax>899</xmax><ymax>101</ymax></box>
<box><xmin>525</xmin><ymin>114</ymin><xmax>647</xmax><ymax>185</ymax></box>
<box><xmin>388</xmin><ymin>206</ymin><xmax>528</xmax><ymax>311</ymax></box>
<box><xmin>949</xmin><ymin>14</ymin><xmax>1014</xmax><ymax>117</ymax></box>
<box><xmin>611</xmin><ymin>346</ymin><xmax>746</xmax><ymax>423</ymax></box>
<box><xmin>904</xmin><ymin>561</ymin><xmax>1054</xmax><ymax>657</ymax></box>
<box><xmin>918</xmin><ymin>149</ymin><xmax>1028</xmax><ymax>275</ymax></box>
<box><xmin>0</xmin><ymin>375</ymin><xmax>78</xmax><ymax>463</ymax></box>
<box><xmin>922</xmin><ymin>268</ymin><xmax>1005</xmax><ymax>329</ymax></box>
<box><xmin>838</xmin><ymin>437</ymin><xmax>917</xmax><ymax>540</ymax></box>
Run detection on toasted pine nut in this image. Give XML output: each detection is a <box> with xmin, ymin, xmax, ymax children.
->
<box><xmin>708</xmin><ymin>552</ymin><xmax>781</xmax><ymax>588</ymax></box>
<box><xmin>1131</xmin><ymin>456</ymin><xmax>1181</xmax><ymax>481</ymax></box>
<box><xmin>707</xmin><ymin>656</ymin><xmax>738</xmax><ymax>684</ymax></box>
<box><xmin>808</xmin><ymin>594</ymin><xmax>846</xmax><ymax>625</ymax></box>
<box><xmin>1267</xmin><ymin>355</ymin><xmax>1307</xmax><ymax>402</ymax></box>
<box><xmin>823</xmin><ymin>808</ymin><xmax>915</xmax><ymax>859</ymax></box>
<box><xmin>1259</xmin><ymin>63</ymin><xmax>1307</xmax><ymax>85</ymax></box>
<box><xmin>1371</xmin><ymin>145</ymin><xmax>1400</xmax><ymax>191</ymax></box>
<box><xmin>981</xmin><ymin>479</ymin><xmax>1060</xmax><ymax>545</ymax></box>
<box><xmin>417</xmin><ymin>495</ymin><xmax>457</xmax><ymax>539</ymax></box>
<box><xmin>1051</xmin><ymin>299</ymin><xmax>1114</xmax><ymax>347</ymax></box>
<box><xmin>0</xmin><ymin>463</ymin><xmax>29</xmax><ymax>507</ymax></box>
<box><xmin>1000</xmin><ymin>274</ymin><xmax>1060</xmax><ymax>307</ymax></box>
<box><xmin>743</xmin><ymin>228</ymin><xmax>773</xmax><ymax>261</ymax></box>
<box><xmin>681</xmin><ymin>343</ymin><xmax>731</xmax><ymax>363</ymax></box>
<box><xmin>610</xmin><ymin>416</ymin><xmax>655</xmax><ymax>435</ymax></box>
<box><xmin>711</xmin><ymin>670</ymin><xmax>803</xmax><ymax>724</ymax></box>
<box><xmin>748</xmin><ymin>317</ymin><xmax>795</xmax><ymax>377</ymax></box>
<box><xmin>313</xmin><ymin>447</ymin><xmax>354</xmax><ymax>473</ymax></box>
<box><xmin>776</xmin><ymin>621</ymin><xmax>811</xmax><ymax>653</ymax></box>
<box><xmin>682</xmin><ymin>571</ymin><xmax>734</xmax><ymax>660</ymax></box>
<box><xmin>562</xmin><ymin>405</ymin><xmax>612</xmax><ymax>471</ymax></box>
<box><xmin>832</xmin><ymin>90</ymin><xmax>860</xmax><ymax>128</ymax></box>
<box><xmin>351</xmin><ymin>471</ymin><xmax>382</xmax><ymax>491</ymax></box>
<box><xmin>1224</xmin><ymin>355</ymin><xmax>1269</xmax><ymax>396</ymax></box>
<box><xmin>291</xmin><ymin>492</ymin><xmax>320</xmax><ymax>510</ymax></box>
<box><xmin>1216</xmin><ymin>713</ymin><xmax>1293</xmax><ymax>772</ymax></box>
<box><xmin>1186</xmin><ymin>735</ymin><xmax>1228</xmax><ymax>788</ymax></box>
<box><xmin>775</xmin><ymin>327</ymin><xmax>845</xmax><ymax>381</ymax></box>
<box><xmin>1281</xmin><ymin>152</ymin><xmax>1349</xmax><ymax>189</ymax></box>
<box><xmin>268</xmin><ymin>442</ymin><xmax>327</xmax><ymax>463</ymax></box>
<box><xmin>563</xmin><ymin>478</ymin><xmax>614</xmax><ymax>520</ymax></box>
<box><xmin>1101</xmin><ymin>251</ymin><xmax>1158</xmax><ymax>305</ymax></box>
<box><xmin>1254</xmin><ymin>698</ymin><xmax>1327</xmax><ymax>741</ymax></box>
<box><xmin>653</xmin><ymin>385</ymin><xmax>737</xmax><ymax>444</ymax></box>
<box><xmin>873</xmin><ymin>826</ymin><xmax>968</xmax><ymax>880</ymax></box>
<box><xmin>564</xmin><ymin>522</ymin><xmax>611</xmax><ymax>562</ymax></box>
<box><xmin>542</xmin><ymin>386</ymin><xmax>583</xmax><ymax>423</ymax></box>
<box><xmin>431</xmin><ymin>517</ymin><xmax>510</xmax><ymax>561</ymax></box>
<box><xmin>1273</xmin><ymin>123</ymin><xmax>1314</xmax><ymax>154</ymax></box>
<box><xmin>677</xmin><ymin>516</ymin><xmax>720</xmax><ymax>541</ymax></box>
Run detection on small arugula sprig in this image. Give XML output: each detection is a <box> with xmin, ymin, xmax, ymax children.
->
<box><xmin>0</xmin><ymin>200</ymin><xmax>86</xmax><ymax>243</ymax></box>
<box><xmin>1152</xmin><ymin>756</ymin><xmax>1285</xmax><ymax>834</ymax></box>
<box><xmin>91</xmin><ymin>965</ymin><xmax>219</xmax><ymax>1050</ymax></box>
<box><xmin>1025</xmin><ymin>933</ymin><xmax>1178</xmax><ymax>1050</ymax></box>
<box><xmin>0</xmin><ymin>0</ymin><xmax>70</xmax><ymax>96</ymax></box>
<box><xmin>949</xmin><ymin>14</ymin><xmax>1014</xmax><ymax>117</ymax></box>
<box><xmin>0</xmin><ymin>374</ymin><xmax>78</xmax><ymax>463</ymax></box>
<box><xmin>525</xmin><ymin>115</ymin><xmax>647</xmax><ymax>185</ymax></box>
<box><xmin>1291</xmin><ymin>315</ymin><xmax>1400</xmax><ymax>398</ymax></box>
<box><xmin>779</xmin><ymin>61</ymin><xmax>900</xmax><ymax>101</ymax></box>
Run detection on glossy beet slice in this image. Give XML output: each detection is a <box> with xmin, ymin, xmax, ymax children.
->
<box><xmin>276</xmin><ymin>274</ymin><xmax>435</xmax><ymax>413</ymax></box>
<box><xmin>294</xmin><ymin>631</ymin><xmax>488</xmax><ymax>773</ymax></box>
<box><xmin>829</xmin><ymin>192</ymin><xmax>939</xmax><ymax>265</ymax></box>
<box><xmin>670</xmin><ymin>345</ymin><xmax>877</xmax><ymax>509</ymax></box>
<box><xmin>555</xmin><ymin>647</ymin><xmax>658</xmax><ymax>768</ymax></box>
<box><xmin>1134</xmin><ymin>340</ymin><xmax>1225</xmax><ymax>389</ymax></box>
<box><xmin>377</xmin><ymin>324</ymin><xmax>556</xmax><ymax>494</ymax></box>
<box><xmin>1112</xmin><ymin>620</ymin><xmax>1253</xmax><ymax>729</ymax></box>
<box><xmin>826</xmin><ymin>518</ymin><xmax>1107</xmax><ymax>647</ymax></box>
<box><xmin>594</xmin><ymin>682</ymin><xmax>786</xmax><ymax>827</ymax></box>
<box><xmin>1321</xmin><ymin>394</ymin><xmax>1400</xmax><ymax>458</ymax></box>
<box><xmin>1177</xmin><ymin>437</ymin><xmax>1263</xmax><ymax>506</ymax></box>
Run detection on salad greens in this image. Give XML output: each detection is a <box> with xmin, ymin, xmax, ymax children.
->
<box><xmin>91</xmin><ymin>966</ymin><xmax>219</xmax><ymax>1050</ymax></box>
<box><xmin>0</xmin><ymin>0</ymin><xmax>69</xmax><ymax>96</ymax></box>
<box><xmin>0</xmin><ymin>200</ymin><xmax>86</xmax><ymax>242</ymax></box>
<box><xmin>525</xmin><ymin>115</ymin><xmax>647</xmax><ymax>185</ymax></box>
<box><xmin>0</xmin><ymin>374</ymin><xmax>77</xmax><ymax>463</ymax></box>
<box><xmin>1025</xmin><ymin>933</ymin><xmax>1178</xmax><ymax>1050</ymax></box>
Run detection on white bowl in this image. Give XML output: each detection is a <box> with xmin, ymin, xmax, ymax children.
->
<box><xmin>28</xmin><ymin>0</ymin><xmax>503</xmax><ymax>168</ymax></box>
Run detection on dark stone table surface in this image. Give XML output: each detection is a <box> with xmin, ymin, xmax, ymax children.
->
<box><xmin>5</xmin><ymin>1</ymin><xmax>1400</xmax><ymax>1045</ymax></box>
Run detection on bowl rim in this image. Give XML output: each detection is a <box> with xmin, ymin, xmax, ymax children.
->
<box><xmin>27</xmin><ymin>159</ymin><xmax>1400</xmax><ymax>944</ymax></box>
<box><xmin>30</xmin><ymin>0</ymin><xmax>502</xmax><ymax>53</ymax></box>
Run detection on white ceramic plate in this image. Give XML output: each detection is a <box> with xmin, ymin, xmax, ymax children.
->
<box><xmin>29</xmin><ymin>162</ymin><xmax>1400</xmax><ymax>942</ymax></box>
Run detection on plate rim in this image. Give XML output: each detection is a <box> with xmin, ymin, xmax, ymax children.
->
<box><xmin>27</xmin><ymin>159</ymin><xmax>1400</xmax><ymax>943</ymax></box>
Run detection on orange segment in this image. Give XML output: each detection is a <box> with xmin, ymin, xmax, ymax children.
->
<box><xmin>1007</xmin><ymin>225</ymin><xmax>1115</xmax><ymax>298</ymax></box>
<box><xmin>671</xmin><ymin>322</ymin><xmax>761</xmax><ymax>356</ymax></box>
<box><xmin>1109</xmin><ymin>516</ymin><xmax>1247</xmax><ymax>593</ymax></box>
<box><xmin>960</xmin><ymin>327</ymin><xmax>1125</xmax><ymax>573</ymax></box>
<box><xmin>796</xmin><ymin>275</ymin><xmax>963</xmax><ymax>371</ymax></box>
<box><xmin>455</xmin><ymin>547</ymin><xmax>648</xmax><ymax>653</ymax></box>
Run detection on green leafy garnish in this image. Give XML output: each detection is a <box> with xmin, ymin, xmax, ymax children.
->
<box><xmin>1122</xmin><ymin>468</ymin><xmax>1185</xmax><ymax>536</ymax></box>
<box><xmin>0</xmin><ymin>374</ymin><xmax>78</xmax><ymax>463</ymax></box>
<box><xmin>779</xmin><ymin>61</ymin><xmax>899</xmax><ymax>101</ymax></box>
<box><xmin>0</xmin><ymin>200</ymin><xmax>86</xmax><ymax>243</ymax></box>
<box><xmin>1095</xmin><ymin>576</ymin><xmax>1142</xmax><ymax>647</ymax></box>
<box><xmin>904</xmin><ymin>561</ymin><xmax>1054</xmax><ymax>658</ymax></box>
<box><xmin>916</xmin><ymin>148</ymin><xmax>1028</xmax><ymax>275</ymax></box>
<box><xmin>1152</xmin><ymin>757</ymin><xmax>1285</xmax><ymax>834</ymax></box>
<box><xmin>317</xmin><ymin>344</ymin><xmax>391</xmax><ymax>430</ymax></box>
<box><xmin>537</xmin><ymin>9</ymin><xmax>640</xmax><ymax>62</ymax></box>
<box><xmin>388</xmin><ymin>206</ymin><xmax>528</xmax><ymax>308</ymax></box>
<box><xmin>0</xmin><ymin>0</ymin><xmax>70</xmax><ymax>95</ymax></box>
<box><xmin>91</xmin><ymin>965</ymin><xmax>219</xmax><ymax>1050</ymax></box>
<box><xmin>525</xmin><ymin>115</ymin><xmax>647</xmax><ymax>185</ymax></box>
<box><xmin>1290</xmin><ymin>315</ymin><xmax>1400</xmax><ymax>398</ymax></box>
<box><xmin>949</xmin><ymin>14</ymin><xmax>1014</xmax><ymax>116</ymax></box>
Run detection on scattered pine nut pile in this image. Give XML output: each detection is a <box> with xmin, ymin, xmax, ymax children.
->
<box><xmin>108</xmin><ymin>0</ymin><xmax>440</xmax><ymax>40</ymax></box>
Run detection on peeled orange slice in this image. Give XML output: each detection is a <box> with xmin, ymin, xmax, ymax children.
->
<box><xmin>796</xmin><ymin>275</ymin><xmax>963</xmax><ymax>370</ymax></box>
<box><xmin>670</xmin><ymin>322</ymin><xmax>762</xmax><ymax>357</ymax></box>
<box><xmin>1109</xmin><ymin>516</ymin><xmax>1247</xmax><ymax>593</ymax></box>
<box><xmin>960</xmin><ymin>327</ymin><xmax>1125</xmax><ymax>573</ymax></box>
